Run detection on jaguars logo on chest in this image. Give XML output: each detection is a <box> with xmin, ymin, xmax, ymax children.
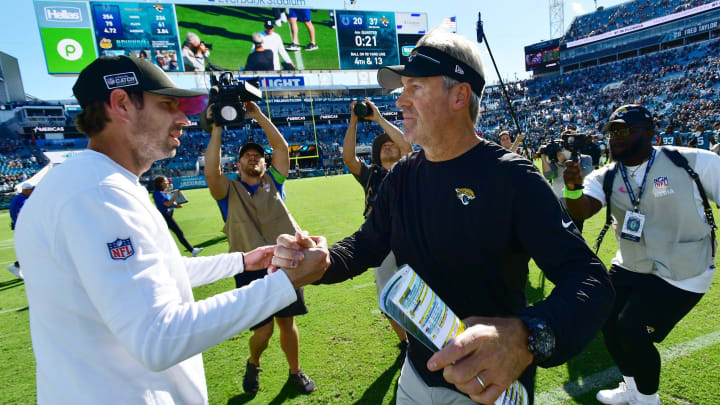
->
<box><xmin>455</xmin><ymin>188</ymin><xmax>476</xmax><ymax>206</ymax></box>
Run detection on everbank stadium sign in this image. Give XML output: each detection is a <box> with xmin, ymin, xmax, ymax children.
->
<box><xmin>174</xmin><ymin>0</ymin><xmax>346</xmax><ymax>9</ymax></box>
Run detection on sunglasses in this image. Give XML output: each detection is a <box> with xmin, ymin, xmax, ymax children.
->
<box><xmin>178</xmin><ymin>95</ymin><xmax>209</xmax><ymax>115</ymax></box>
<box><xmin>605</xmin><ymin>126</ymin><xmax>651</xmax><ymax>138</ymax></box>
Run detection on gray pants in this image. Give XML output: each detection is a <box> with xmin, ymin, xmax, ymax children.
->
<box><xmin>374</xmin><ymin>251</ymin><xmax>398</xmax><ymax>300</ymax></box>
<box><xmin>396</xmin><ymin>355</ymin><xmax>479</xmax><ymax>405</ymax></box>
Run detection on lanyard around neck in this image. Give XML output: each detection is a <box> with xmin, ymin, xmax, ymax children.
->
<box><xmin>618</xmin><ymin>149</ymin><xmax>656</xmax><ymax>212</ymax></box>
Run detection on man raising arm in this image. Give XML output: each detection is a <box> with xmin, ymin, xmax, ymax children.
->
<box><xmin>204</xmin><ymin>101</ymin><xmax>317</xmax><ymax>396</ymax></box>
<box><xmin>342</xmin><ymin>98</ymin><xmax>412</xmax><ymax>351</ymax></box>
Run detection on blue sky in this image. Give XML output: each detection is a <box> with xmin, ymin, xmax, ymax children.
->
<box><xmin>3</xmin><ymin>0</ymin><xmax>627</xmax><ymax>100</ymax></box>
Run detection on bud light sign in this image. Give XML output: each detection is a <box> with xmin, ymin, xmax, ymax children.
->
<box><xmin>261</xmin><ymin>76</ymin><xmax>305</xmax><ymax>89</ymax></box>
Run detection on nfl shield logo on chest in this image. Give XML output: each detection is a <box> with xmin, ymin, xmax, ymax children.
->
<box><xmin>107</xmin><ymin>238</ymin><xmax>135</xmax><ymax>260</ymax></box>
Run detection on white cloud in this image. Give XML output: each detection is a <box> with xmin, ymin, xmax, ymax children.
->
<box><xmin>571</xmin><ymin>2</ymin><xmax>586</xmax><ymax>15</ymax></box>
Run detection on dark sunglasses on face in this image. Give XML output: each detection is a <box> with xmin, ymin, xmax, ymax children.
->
<box><xmin>606</xmin><ymin>125</ymin><xmax>651</xmax><ymax>138</ymax></box>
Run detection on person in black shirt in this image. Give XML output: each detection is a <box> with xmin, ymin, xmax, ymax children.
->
<box><xmin>342</xmin><ymin>98</ymin><xmax>413</xmax><ymax>349</ymax></box>
<box><xmin>272</xmin><ymin>29</ymin><xmax>613</xmax><ymax>405</ymax></box>
<box><xmin>244</xmin><ymin>33</ymin><xmax>274</xmax><ymax>71</ymax></box>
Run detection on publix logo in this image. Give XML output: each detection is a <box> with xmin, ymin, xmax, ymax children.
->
<box><xmin>57</xmin><ymin>39</ymin><xmax>83</xmax><ymax>61</ymax></box>
<box><xmin>402</xmin><ymin>46</ymin><xmax>415</xmax><ymax>56</ymax></box>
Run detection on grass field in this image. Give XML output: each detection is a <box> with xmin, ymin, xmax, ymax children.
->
<box><xmin>176</xmin><ymin>6</ymin><xmax>340</xmax><ymax>72</ymax></box>
<box><xmin>0</xmin><ymin>173</ymin><xmax>718</xmax><ymax>404</ymax></box>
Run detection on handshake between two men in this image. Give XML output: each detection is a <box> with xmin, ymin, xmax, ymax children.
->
<box><xmin>242</xmin><ymin>231</ymin><xmax>331</xmax><ymax>290</ymax></box>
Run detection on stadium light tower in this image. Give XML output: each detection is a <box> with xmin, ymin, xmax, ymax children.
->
<box><xmin>549</xmin><ymin>0</ymin><xmax>564</xmax><ymax>39</ymax></box>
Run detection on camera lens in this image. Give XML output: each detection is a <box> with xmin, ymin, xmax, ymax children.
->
<box><xmin>354</xmin><ymin>101</ymin><xmax>371</xmax><ymax>118</ymax></box>
<box><xmin>220</xmin><ymin>105</ymin><xmax>239</xmax><ymax>121</ymax></box>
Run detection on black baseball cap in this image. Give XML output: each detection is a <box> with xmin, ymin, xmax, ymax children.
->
<box><xmin>602</xmin><ymin>104</ymin><xmax>654</xmax><ymax>132</ymax></box>
<box><xmin>264</xmin><ymin>20</ymin><xmax>274</xmax><ymax>28</ymax></box>
<box><xmin>72</xmin><ymin>55</ymin><xmax>208</xmax><ymax>114</ymax></box>
<box><xmin>377</xmin><ymin>46</ymin><xmax>486</xmax><ymax>96</ymax></box>
<box><xmin>239</xmin><ymin>142</ymin><xmax>265</xmax><ymax>158</ymax></box>
<box><xmin>371</xmin><ymin>133</ymin><xmax>392</xmax><ymax>165</ymax></box>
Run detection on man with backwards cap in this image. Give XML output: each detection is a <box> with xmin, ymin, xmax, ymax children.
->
<box><xmin>204</xmin><ymin>96</ymin><xmax>316</xmax><ymax>394</ymax></box>
<box><xmin>342</xmin><ymin>97</ymin><xmax>413</xmax><ymax>350</ymax></box>
<box><xmin>272</xmin><ymin>29</ymin><xmax>613</xmax><ymax>405</ymax></box>
<box><xmin>13</xmin><ymin>55</ymin><xmax>328</xmax><ymax>404</ymax></box>
<box><xmin>564</xmin><ymin>105</ymin><xmax>720</xmax><ymax>405</ymax></box>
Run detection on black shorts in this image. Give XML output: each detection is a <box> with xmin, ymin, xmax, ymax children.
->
<box><xmin>234</xmin><ymin>269</ymin><xmax>308</xmax><ymax>330</ymax></box>
<box><xmin>608</xmin><ymin>265</ymin><xmax>704</xmax><ymax>342</ymax></box>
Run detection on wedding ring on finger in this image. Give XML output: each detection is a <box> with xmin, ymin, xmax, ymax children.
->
<box><xmin>475</xmin><ymin>375</ymin><xmax>486</xmax><ymax>391</ymax></box>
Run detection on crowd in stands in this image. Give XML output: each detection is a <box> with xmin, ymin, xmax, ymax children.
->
<box><xmin>564</xmin><ymin>0</ymin><xmax>713</xmax><ymax>42</ymax></box>
<box><xmin>0</xmin><ymin>129</ymin><xmax>46</xmax><ymax>191</ymax></box>
<box><xmin>2</xmin><ymin>16</ymin><xmax>720</xmax><ymax>185</ymax></box>
<box><xmin>479</xmin><ymin>38</ymin><xmax>720</xmax><ymax>155</ymax></box>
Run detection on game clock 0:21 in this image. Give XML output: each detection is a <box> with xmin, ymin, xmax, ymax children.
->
<box><xmin>336</xmin><ymin>10</ymin><xmax>399</xmax><ymax>70</ymax></box>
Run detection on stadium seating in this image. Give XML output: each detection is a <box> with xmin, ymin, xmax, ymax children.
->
<box><xmin>2</xmin><ymin>11</ymin><xmax>719</xmax><ymax>184</ymax></box>
<box><xmin>480</xmin><ymin>38</ymin><xmax>720</xmax><ymax>154</ymax></box>
<box><xmin>564</xmin><ymin>0</ymin><xmax>713</xmax><ymax>42</ymax></box>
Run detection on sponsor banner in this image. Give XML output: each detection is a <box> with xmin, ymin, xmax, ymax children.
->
<box><xmin>35</xmin><ymin>1</ymin><xmax>93</xmax><ymax>28</ymax></box>
<box><xmin>567</xmin><ymin>1</ymin><xmax>720</xmax><ymax>48</ymax></box>
<box><xmin>665</xmin><ymin>19</ymin><xmax>720</xmax><ymax>41</ymax></box>
<box><xmin>39</xmin><ymin>27</ymin><xmax>97</xmax><ymax>73</ymax></box>
<box><xmin>25</xmin><ymin>126</ymin><xmax>66</xmax><ymax>134</ymax></box>
<box><xmin>169</xmin><ymin>175</ymin><xmax>207</xmax><ymax>190</ymax></box>
<box><xmin>261</xmin><ymin>76</ymin><xmax>306</xmax><ymax>88</ymax></box>
<box><xmin>396</xmin><ymin>12</ymin><xmax>427</xmax><ymax>35</ymax></box>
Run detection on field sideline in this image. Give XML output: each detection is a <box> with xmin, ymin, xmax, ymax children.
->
<box><xmin>0</xmin><ymin>173</ymin><xmax>718</xmax><ymax>404</ymax></box>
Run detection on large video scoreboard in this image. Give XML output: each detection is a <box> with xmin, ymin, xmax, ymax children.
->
<box><xmin>34</xmin><ymin>0</ymin><xmax>427</xmax><ymax>74</ymax></box>
<box><xmin>524</xmin><ymin>38</ymin><xmax>560</xmax><ymax>72</ymax></box>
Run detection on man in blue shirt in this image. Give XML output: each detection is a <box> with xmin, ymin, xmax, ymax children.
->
<box><xmin>7</xmin><ymin>182</ymin><xmax>33</xmax><ymax>279</ymax></box>
<box><xmin>152</xmin><ymin>176</ymin><xmax>203</xmax><ymax>257</ymax></box>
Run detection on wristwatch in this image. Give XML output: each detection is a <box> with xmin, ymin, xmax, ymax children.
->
<box><xmin>519</xmin><ymin>316</ymin><xmax>556</xmax><ymax>364</ymax></box>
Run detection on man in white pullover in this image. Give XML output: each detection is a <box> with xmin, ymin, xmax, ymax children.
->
<box><xmin>253</xmin><ymin>20</ymin><xmax>295</xmax><ymax>71</ymax></box>
<box><xmin>14</xmin><ymin>55</ymin><xmax>327</xmax><ymax>404</ymax></box>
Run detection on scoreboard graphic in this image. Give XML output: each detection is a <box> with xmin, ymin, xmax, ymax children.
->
<box><xmin>336</xmin><ymin>11</ymin><xmax>399</xmax><ymax>70</ymax></box>
<box><xmin>34</xmin><ymin>0</ymin><xmax>427</xmax><ymax>74</ymax></box>
<box><xmin>90</xmin><ymin>2</ymin><xmax>183</xmax><ymax>71</ymax></box>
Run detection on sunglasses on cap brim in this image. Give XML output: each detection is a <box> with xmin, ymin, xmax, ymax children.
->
<box><xmin>177</xmin><ymin>95</ymin><xmax>209</xmax><ymax>115</ymax></box>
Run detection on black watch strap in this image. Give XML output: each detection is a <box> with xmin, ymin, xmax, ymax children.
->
<box><xmin>519</xmin><ymin>316</ymin><xmax>556</xmax><ymax>364</ymax></box>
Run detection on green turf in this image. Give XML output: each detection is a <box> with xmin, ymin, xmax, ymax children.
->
<box><xmin>0</xmin><ymin>173</ymin><xmax>718</xmax><ymax>404</ymax></box>
<box><xmin>176</xmin><ymin>6</ymin><xmax>340</xmax><ymax>72</ymax></box>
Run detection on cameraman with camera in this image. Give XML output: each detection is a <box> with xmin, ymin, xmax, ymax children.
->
<box><xmin>203</xmin><ymin>77</ymin><xmax>317</xmax><ymax>396</ymax></box>
<box><xmin>342</xmin><ymin>98</ymin><xmax>413</xmax><ymax>350</ymax></box>
<box><xmin>540</xmin><ymin>129</ymin><xmax>593</xmax><ymax>231</ymax></box>
<box><xmin>182</xmin><ymin>32</ymin><xmax>210</xmax><ymax>72</ymax></box>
